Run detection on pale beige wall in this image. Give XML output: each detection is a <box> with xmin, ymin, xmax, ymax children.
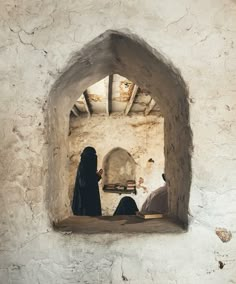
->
<box><xmin>69</xmin><ymin>114</ymin><xmax>165</xmax><ymax>215</ymax></box>
<box><xmin>0</xmin><ymin>0</ymin><xmax>236</xmax><ymax>283</ymax></box>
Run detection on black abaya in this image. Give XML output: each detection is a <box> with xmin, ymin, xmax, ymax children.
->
<box><xmin>113</xmin><ymin>196</ymin><xmax>138</xmax><ymax>215</ymax></box>
<box><xmin>72</xmin><ymin>147</ymin><xmax>102</xmax><ymax>216</ymax></box>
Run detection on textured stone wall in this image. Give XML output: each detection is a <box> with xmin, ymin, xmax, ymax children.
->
<box><xmin>69</xmin><ymin>114</ymin><xmax>165</xmax><ymax>215</ymax></box>
<box><xmin>0</xmin><ymin>0</ymin><xmax>236</xmax><ymax>283</ymax></box>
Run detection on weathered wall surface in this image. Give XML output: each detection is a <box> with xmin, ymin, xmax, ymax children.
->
<box><xmin>0</xmin><ymin>0</ymin><xmax>236</xmax><ymax>283</ymax></box>
<box><xmin>69</xmin><ymin>114</ymin><xmax>164</xmax><ymax>215</ymax></box>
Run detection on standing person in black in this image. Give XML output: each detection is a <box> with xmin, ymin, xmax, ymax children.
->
<box><xmin>72</xmin><ymin>146</ymin><xmax>103</xmax><ymax>216</ymax></box>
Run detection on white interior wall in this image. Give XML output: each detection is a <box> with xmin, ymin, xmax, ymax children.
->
<box><xmin>0</xmin><ymin>1</ymin><xmax>236</xmax><ymax>283</ymax></box>
<box><xmin>69</xmin><ymin>114</ymin><xmax>165</xmax><ymax>215</ymax></box>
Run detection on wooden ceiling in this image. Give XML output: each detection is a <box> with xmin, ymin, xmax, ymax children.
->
<box><xmin>70</xmin><ymin>74</ymin><xmax>162</xmax><ymax>118</ymax></box>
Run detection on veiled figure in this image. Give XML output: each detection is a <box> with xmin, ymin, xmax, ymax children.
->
<box><xmin>72</xmin><ymin>147</ymin><xmax>102</xmax><ymax>216</ymax></box>
<box><xmin>113</xmin><ymin>196</ymin><xmax>138</xmax><ymax>215</ymax></box>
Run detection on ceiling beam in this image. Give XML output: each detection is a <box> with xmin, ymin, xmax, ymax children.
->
<box><xmin>124</xmin><ymin>84</ymin><xmax>139</xmax><ymax>115</ymax></box>
<box><xmin>107</xmin><ymin>74</ymin><xmax>113</xmax><ymax>116</ymax></box>
<box><xmin>83</xmin><ymin>90</ymin><xmax>92</xmax><ymax>117</ymax></box>
<box><xmin>71</xmin><ymin>103</ymin><xmax>80</xmax><ymax>117</ymax></box>
<box><xmin>144</xmin><ymin>98</ymin><xmax>156</xmax><ymax>116</ymax></box>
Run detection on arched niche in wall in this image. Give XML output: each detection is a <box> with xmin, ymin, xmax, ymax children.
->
<box><xmin>47</xmin><ymin>30</ymin><xmax>192</xmax><ymax>226</ymax></box>
<box><xmin>103</xmin><ymin>147</ymin><xmax>136</xmax><ymax>192</ymax></box>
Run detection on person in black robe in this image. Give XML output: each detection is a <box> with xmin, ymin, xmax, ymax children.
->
<box><xmin>113</xmin><ymin>196</ymin><xmax>139</xmax><ymax>215</ymax></box>
<box><xmin>72</xmin><ymin>146</ymin><xmax>102</xmax><ymax>216</ymax></box>
<box><xmin>113</xmin><ymin>174</ymin><xmax>167</xmax><ymax>215</ymax></box>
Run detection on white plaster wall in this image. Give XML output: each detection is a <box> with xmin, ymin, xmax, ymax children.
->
<box><xmin>0</xmin><ymin>0</ymin><xmax>236</xmax><ymax>283</ymax></box>
<box><xmin>69</xmin><ymin>114</ymin><xmax>165</xmax><ymax>215</ymax></box>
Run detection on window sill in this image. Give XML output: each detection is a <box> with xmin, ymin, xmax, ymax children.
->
<box><xmin>54</xmin><ymin>215</ymin><xmax>185</xmax><ymax>234</ymax></box>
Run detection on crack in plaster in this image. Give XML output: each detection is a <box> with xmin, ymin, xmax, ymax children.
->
<box><xmin>6</xmin><ymin>0</ymin><xmax>57</xmax><ymax>34</ymax></box>
<box><xmin>8</xmin><ymin>7</ymin><xmax>56</xmax><ymax>54</ymax></box>
<box><xmin>17</xmin><ymin>30</ymin><xmax>48</xmax><ymax>55</ymax></box>
<box><xmin>17</xmin><ymin>230</ymin><xmax>51</xmax><ymax>250</ymax></box>
<box><xmin>23</xmin><ymin>194</ymin><xmax>34</xmax><ymax>218</ymax></box>
<box><xmin>108</xmin><ymin>258</ymin><xmax>114</xmax><ymax>283</ymax></box>
<box><xmin>192</xmin><ymin>33</ymin><xmax>211</xmax><ymax>47</ymax></box>
<box><xmin>147</xmin><ymin>268</ymin><xmax>154</xmax><ymax>283</ymax></box>
<box><xmin>120</xmin><ymin>257</ymin><xmax>128</xmax><ymax>282</ymax></box>
<box><xmin>165</xmin><ymin>8</ymin><xmax>189</xmax><ymax>30</ymax></box>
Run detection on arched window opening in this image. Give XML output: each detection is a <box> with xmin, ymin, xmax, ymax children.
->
<box><xmin>48</xmin><ymin>30</ymin><xmax>192</xmax><ymax>231</ymax></box>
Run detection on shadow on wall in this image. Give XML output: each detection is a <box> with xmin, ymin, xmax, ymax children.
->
<box><xmin>47</xmin><ymin>29</ymin><xmax>192</xmax><ymax>225</ymax></box>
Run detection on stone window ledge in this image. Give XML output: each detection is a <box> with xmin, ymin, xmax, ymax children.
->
<box><xmin>54</xmin><ymin>215</ymin><xmax>185</xmax><ymax>234</ymax></box>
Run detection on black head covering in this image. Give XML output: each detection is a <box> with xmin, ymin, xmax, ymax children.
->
<box><xmin>79</xmin><ymin>146</ymin><xmax>97</xmax><ymax>181</ymax></box>
<box><xmin>81</xmin><ymin>146</ymin><xmax>96</xmax><ymax>156</ymax></box>
<box><xmin>113</xmin><ymin>196</ymin><xmax>138</xmax><ymax>215</ymax></box>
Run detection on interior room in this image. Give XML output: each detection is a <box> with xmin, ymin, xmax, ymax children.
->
<box><xmin>68</xmin><ymin>75</ymin><xmax>165</xmax><ymax>216</ymax></box>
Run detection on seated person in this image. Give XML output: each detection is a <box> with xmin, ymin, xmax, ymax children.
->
<box><xmin>140</xmin><ymin>174</ymin><xmax>167</xmax><ymax>214</ymax></box>
<box><xmin>113</xmin><ymin>196</ymin><xmax>139</xmax><ymax>215</ymax></box>
<box><xmin>113</xmin><ymin>174</ymin><xmax>167</xmax><ymax>215</ymax></box>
